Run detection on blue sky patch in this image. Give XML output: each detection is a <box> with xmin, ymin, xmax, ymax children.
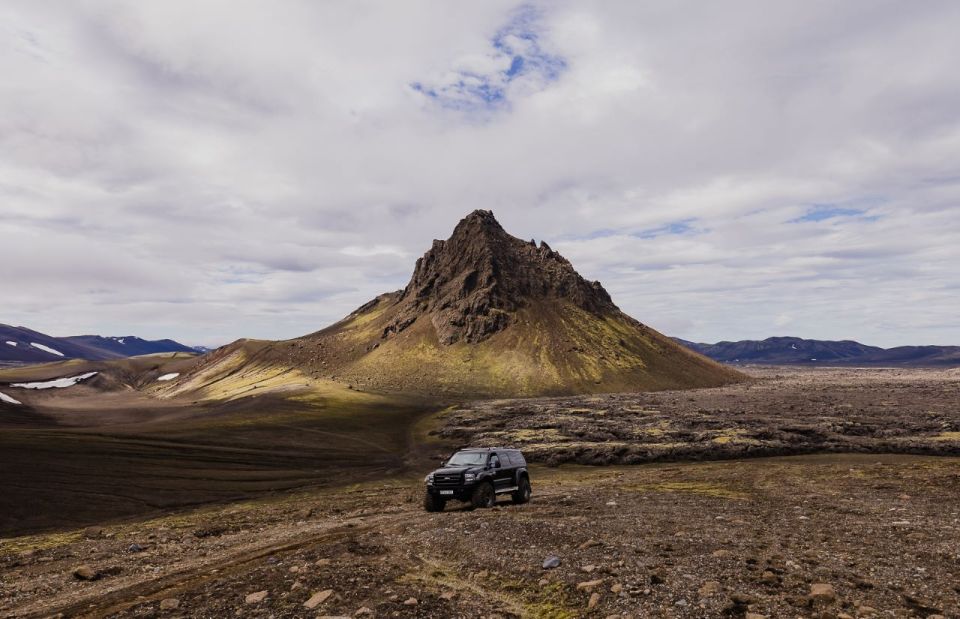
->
<box><xmin>411</xmin><ymin>4</ymin><xmax>566</xmax><ymax>112</ymax></box>
<box><xmin>562</xmin><ymin>219</ymin><xmax>698</xmax><ymax>243</ymax></box>
<box><xmin>633</xmin><ymin>219</ymin><xmax>697</xmax><ymax>238</ymax></box>
<box><xmin>793</xmin><ymin>205</ymin><xmax>867</xmax><ymax>223</ymax></box>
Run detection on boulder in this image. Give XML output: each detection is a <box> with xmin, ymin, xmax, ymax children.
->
<box><xmin>72</xmin><ymin>565</ymin><xmax>98</xmax><ymax>581</ymax></box>
<box><xmin>588</xmin><ymin>592</ymin><xmax>601</xmax><ymax>609</ymax></box>
<box><xmin>304</xmin><ymin>589</ymin><xmax>333</xmax><ymax>610</ymax></box>
<box><xmin>698</xmin><ymin>581</ymin><xmax>721</xmax><ymax>597</ymax></box>
<box><xmin>576</xmin><ymin>579</ymin><xmax>604</xmax><ymax>591</ymax></box>
<box><xmin>809</xmin><ymin>583</ymin><xmax>836</xmax><ymax>604</ymax></box>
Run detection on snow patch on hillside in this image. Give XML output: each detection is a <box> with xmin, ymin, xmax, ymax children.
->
<box><xmin>5</xmin><ymin>341</ymin><xmax>16</xmax><ymax>347</ymax></box>
<box><xmin>157</xmin><ymin>373</ymin><xmax>180</xmax><ymax>381</ymax></box>
<box><xmin>11</xmin><ymin>372</ymin><xmax>98</xmax><ymax>390</ymax></box>
<box><xmin>0</xmin><ymin>391</ymin><xmax>21</xmax><ymax>405</ymax></box>
<box><xmin>30</xmin><ymin>343</ymin><xmax>65</xmax><ymax>357</ymax></box>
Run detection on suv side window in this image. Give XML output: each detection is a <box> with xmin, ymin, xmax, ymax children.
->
<box><xmin>501</xmin><ymin>452</ymin><xmax>513</xmax><ymax>467</ymax></box>
<box><xmin>511</xmin><ymin>450</ymin><xmax>525</xmax><ymax>466</ymax></box>
<box><xmin>489</xmin><ymin>454</ymin><xmax>500</xmax><ymax>468</ymax></box>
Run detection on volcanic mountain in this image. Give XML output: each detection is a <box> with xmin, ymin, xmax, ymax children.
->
<box><xmin>173</xmin><ymin>211</ymin><xmax>742</xmax><ymax>399</ymax></box>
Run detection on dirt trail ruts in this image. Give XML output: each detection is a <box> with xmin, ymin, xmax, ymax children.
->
<box><xmin>4</xmin><ymin>480</ymin><xmax>562</xmax><ymax>619</ymax></box>
<box><xmin>7</xmin><ymin>482</ymin><xmax>572</xmax><ymax>619</ymax></box>
<box><xmin>13</xmin><ymin>515</ymin><xmax>387</xmax><ymax>619</ymax></box>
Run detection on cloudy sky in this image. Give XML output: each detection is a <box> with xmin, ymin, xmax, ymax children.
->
<box><xmin>2</xmin><ymin>1</ymin><xmax>959</xmax><ymax>347</ymax></box>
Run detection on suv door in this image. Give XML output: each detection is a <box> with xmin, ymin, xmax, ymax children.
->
<box><xmin>488</xmin><ymin>453</ymin><xmax>513</xmax><ymax>491</ymax></box>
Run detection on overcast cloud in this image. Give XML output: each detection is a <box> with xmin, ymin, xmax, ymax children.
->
<box><xmin>2</xmin><ymin>0</ymin><xmax>958</xmax><ymax>347</ymax></box>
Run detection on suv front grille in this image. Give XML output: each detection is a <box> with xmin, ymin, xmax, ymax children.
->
<box><xmin>433</xmin><ymin>473</ymin><xmax>462</xmax><ymax>488</ymax></box>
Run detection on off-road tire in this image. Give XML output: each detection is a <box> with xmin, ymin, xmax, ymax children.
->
<box><xmin>423</xmin><ymin>492</ymin><xmax>445</xmax><ymax>513</ymax></box>
<box><xmin>512</xmin><ymin>476</ymin><xmax>531</xmax><ymax>504</ymax></box>
<box><xmin>470</xmin><ymin>482</ymin><xmax>496</xmax><ymax>509</ymax></box>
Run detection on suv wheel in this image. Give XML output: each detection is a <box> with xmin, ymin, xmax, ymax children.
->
<box><xmin>423</xmin><ymin>492</ymin><xmax>445</xmax><ymax>513</ymax></box>
<box><xmin>470</xmin><ymin>482</ymin><xmax>496</xmax><ymax>509</ymax></box>
<box><xmin>512</xmin><ymin>476</ymin><xmax>531</xmax><ymax>504</ymax></box>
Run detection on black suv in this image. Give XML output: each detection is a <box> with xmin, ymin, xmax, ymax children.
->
<box><xmin>424</xmin><ymin>447</ymin><xmax>531</xmax><ymax>512</ymax></box>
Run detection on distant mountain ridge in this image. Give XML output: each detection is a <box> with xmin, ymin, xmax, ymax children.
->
<box><xmin>0</xmin><ymin>324</ymin><xmax>199</xmax><ymax>363</ymax></box>
<box><xmin>674</xmin><ymin>336</ymin><xmax>960</xmax><ymax>367</ymax></box>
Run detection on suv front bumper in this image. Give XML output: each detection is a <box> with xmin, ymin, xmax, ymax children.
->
<box><xmin>426</xmin><ymin>484</ymin><xmax>476</xmax><ymax>501</ymax></box>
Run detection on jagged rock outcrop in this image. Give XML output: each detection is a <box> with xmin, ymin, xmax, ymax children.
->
<box><xmin>384</xmin><ymin>210</ymin><xmax>616</xmax><ymax>344</ymax></box>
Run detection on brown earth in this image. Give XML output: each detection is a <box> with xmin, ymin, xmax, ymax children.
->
<box><xmin>1</xmin><ymin>455</ymin><xmax>957</xmax><ymax>618</ymax></box>
<box><xmin>0</xmin><ymin>393</ymin><xmax>429</xmax><ymax>537</ymax></box>
<box><xmin>0</xmin><ymin>366</ymin><xmax>958</xmax><ymax>617</ymax></box>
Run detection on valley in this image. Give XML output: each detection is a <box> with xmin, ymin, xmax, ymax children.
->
<box><xmin>0</xmin><ymin>354</ymin><xmax>438</xmax><ymax>538</ymax></box>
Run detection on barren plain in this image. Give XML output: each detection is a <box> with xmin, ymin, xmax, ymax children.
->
<box><xmin>435</xmin><ymin>367</ymin><xmax>960</xmax><ymax>465</ymax></box>
<box><xmin>1</xmin><ymin>367</ymin><xmax>958</xmax><ymax>618</ymax></box>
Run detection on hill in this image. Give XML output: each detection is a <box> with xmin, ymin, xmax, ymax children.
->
<box><xmin>0</xmin><ymin>324</ymin><xmax>198</xmax><ymax>364</ymax></box>
<box><xmin>675</xmin><ymin>336</ymin><xmax>960</xmax><ymax>367</ymax></box>
<box><xmin>171</xmin><ymin>210</ymin><xmax>743</xmax><ymax>399</ymax></box>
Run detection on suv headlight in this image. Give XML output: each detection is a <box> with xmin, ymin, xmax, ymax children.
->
<box><xmin>464</xmin><ymin>473</ymin><xmax>476</xmax><ymax>483</ymax></box>
<box><xmin>425</xmin><ymin>473</ymin><xmax>434</xmax><ymax>484</ymax></box>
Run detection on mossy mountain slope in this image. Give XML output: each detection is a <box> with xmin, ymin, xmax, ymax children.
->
<box><xmin>175</xmin><ymin>211</ymin><xmax>743</xmax><ymax>399</ymax></box>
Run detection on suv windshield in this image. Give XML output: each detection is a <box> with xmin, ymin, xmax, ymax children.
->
<box><xmin>445</xmin><ymin>452</ymin><xmax>488</xmax><ymax>467</ymax></box>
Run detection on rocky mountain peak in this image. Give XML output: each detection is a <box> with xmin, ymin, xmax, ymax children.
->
<box><xmin>449</xmin><ymin>208</ymin><xmax>507</xmax><ymax>238</ymax></box>
<box><xmin>385</xmin><ymin>210</ymin><xmax>617</xmax><ymax>344</ymax></box>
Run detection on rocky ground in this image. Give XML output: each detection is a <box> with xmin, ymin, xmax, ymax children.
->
<box><xmin>2</xmin><ymin>367</ymin><xmax>959</xmax><ymax>618</ymax></box>
<box><xmin>2</xmin><ymin>454</ymin><xmax>958</xmax><ymax>618</ymax></box>
<box><xmin>434</xmin><ymin>367</ymin><xmax>960</xmax><ymax>465</ymax></box>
